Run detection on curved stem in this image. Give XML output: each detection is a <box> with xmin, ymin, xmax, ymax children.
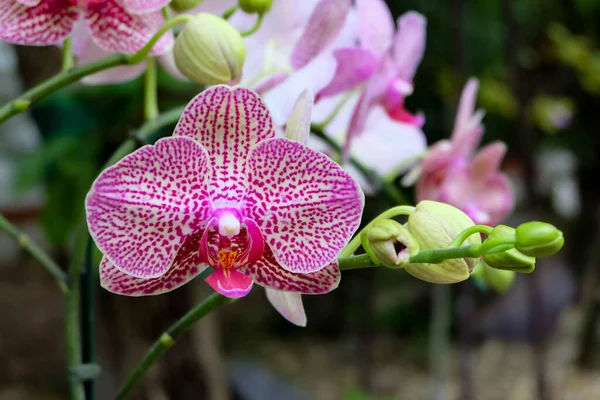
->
<box><xmin>222</xmin><ymin>6</ymin><xmax>237</xmax><ymax>19</ymax></box>
<box><xmin>408</xmin><ymin>245</ymin><xmax>481</xmax><ymax>264</ymax></box>
<box><xmin>449</xmin><ymin>225</ymin><xmax>493</xmax><ymax>248</ymax></box>
<box><xmin>0</xmin><ymin>213</ymin><xmax>68</xmax><ymax>292</ymax></box>
<box><xmin>127</xmin><ymin>14</ymin><xmax>193</xmax><ymax>65</ymax></box>
<box><xmin>143</xmin><ymin>57</ymin><xmax>159</xmax><ymax>121</ymax></box>
<box><xmin>62</xmin><ymin>37</ymin><xmax>74</xmax><ymax>72</ymax></box>
<box><xmin>241</xmin><ymin>13</ymin><xmax>264</xmax><ymax>37</ymax></box>
<box><xmin>340</xmin><ymin>205</ymin><xmax>416</xmax><ymax>258</ymax></box>
<box><xmin>161</xmin><ymin>5</ymin><xmax>172</xmax><ymax>20</ymax></box>
<box><xmin>339</xmin><ymin>253</ymin><xmax>379</xmax><ymax>271</ymax></box>
<box><xmin>114</xmin><ymin>293</ymin><xmax>234</xmax><ymax>400</ymax></box>
<box><xmin>65</xmin><ymin>222</ymin><xmax>89</xmax><ymax>400</ymax></box>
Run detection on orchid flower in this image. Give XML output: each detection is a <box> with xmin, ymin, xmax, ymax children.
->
<box><xmin>87</xmin><ymin>86</ymin><xmax>364</xmax><ymax>303</ymax></box>
<box><xmin>316</xmin><ymin>1</ymin><xmax>426</xmax><ymax>155</ymax></box>
<box><xmin>217</xmin><ymin>0</ymin><xmax>356</xmax><ymax>125</ymax></box>
<box><xmin>0</xmin><ymin>0</ymin><xmax>173</xmax><ymax>56</ymax></box>
<box><xmin>416</xmin><ymin>78</ymin><xmax>514</xmax><ymax>225</ymax></box>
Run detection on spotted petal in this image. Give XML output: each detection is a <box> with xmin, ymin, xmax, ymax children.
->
<box><xmin>242</xmin><ymin>244</ymin><xmax>340</xmax><ymax>293</ymax></box>
<box><xmin>265</xmin><ymin>289</ymin><xmax>307</xmax><ymax>327</ymax></box>
<box><xmin>174</xmin><ymin>86</ymin><xmax>275</xmax><ymax>206</ymax></box>
<box><xmin>86</xmin><ymin>136</ymin><xmax>213</xmax><ymax>278</ymax></box>
<box><xmin>122</xmin><ymin>0</ymin><xmax>171</xmax><ymax>14</ymax></box>
<box><xmin>100</xmin><ymin>230</ymin><xmax>209</xmax><ymax>296</ymax></box>
<box><xmin>84</xmin><ymin>0</ymin><xmax>174</xmax><ymax>54</ymax></box>
<box><xmin>244</xmin><ymin>138</ymin><xmax>364</xmax><ymax>273</ymax></box>
<box><xmin>290</xmin><ymin>0</ymin><xmax>352</xmax><ymax>70</ymax></box>
<box><xmin>0</xmin><ymin>0</ymin><xmax>79</xmax><ymax>46</ymax></box>
<box><xmin>16</xmin><ymin>0</ymin><xmax>40</xmax><ymax>6</ymax></box>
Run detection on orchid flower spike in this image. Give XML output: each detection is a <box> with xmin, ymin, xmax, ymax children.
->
<box><xmin>0</xmin><ymin>0</ymin><xmax>173</xmax><ymax>56</ymax></box>
<box><xmin>87</xmin><ymin>86</ymin><xmax>364</xmax><ymax>304</ymax></box>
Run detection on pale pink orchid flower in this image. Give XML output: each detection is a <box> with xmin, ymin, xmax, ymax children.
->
<box><xmin>211</xmin><ymin>0</ymin><xmax>357</xmax><ymax>125</ymax></box>
<box><xmin>416</xmin><ymin>78</ymin><xmax>514</xmax><ymax>225</ymax></box>
<box><xmin>316</xmin><ymin>1</ymin><xmax>427</xmax><ymax>156</ymax></box>
<box><xmin>87</xmin><ymin>86</ymin><xmax>364</xmax><ymax>306</ymax></box>
<box><xmin>0</xmin><ymin>0</ymin><xmax>173</xmax><ymax>56</ymax></box>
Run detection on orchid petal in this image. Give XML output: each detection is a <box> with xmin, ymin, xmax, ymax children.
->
<box><xmin>343</xmin><ymin>91</ymin><xmax>371</xmax><ymax>158</ymax></box>
<box><xmin>86</xmin><ymin>136</ymin><xmax>213</xmax><ymax>279</ymax></box>
<box><xmin>471</xmin><ymin>141</ymin><xmax>507</xmax><ymax>180</ymax></box>
<box><xmin>252</xmin><ymin>73</ymin><xmax>290</xmax><ymax>95</ymax></box>
<box><xmin>174</xmin><ymin>86</ymin><xmax>275</xmax><ymax>206</ymax></box>
<box><xmin>357</xmin><ymin>0</ymin><xmax>394</xmax><ymax>56</ymax></box>
<box><xmin>84</xmin><ymin>0</ymin><xmax>173</xmax><ymax>54</ymax></box>
<box><xmin>350</xmin><ymin>105</ymin><xmax>426</xmax><ymax>178</ymax></box>
<box><xmin>393</xmin><ymin>11</ymin><xmax>427</xmax><ymax>81</ymax></box>
<box><xmin>472</xmin><ymin>174</ymin><xmax>514</xmax><ymax>225</ymax></box>
<box><xmin>122</xmin><ymin>0</ymin><xmax>171</xmax><ymax>14</ymax></box>
<box><xmin>285</xmin><ymin>89</ymin><xmax>313</xmax><ymax>144</ymax></box>
<box><xmin>317</xmin><ymin>48</ymin><xmax>378</xmax><ymax>99</ymax></box>
<box><xmin>16</xmin><ymin>0</ymin><xmax>40</xmax><ymax>6</ymax></box>
<box><xmin>452</xmin><ymin>78</ymin><xmax>480</xmax><ymax>142</ymax></box>
<box><xmin>77</xmin><ymin>40</ymin><xmax>146</xmax><ymax>84</ymax></box>
<box><xmin>290</xmin><ymin>0</ymin><xmax>352</xmax><ymax>70</ymax></box>
<box><xmin>0</xmin><ymin>0</ymin><xmax>78</xmax><ymax>46</ymax></box>
<box><xmin>205</xmin><ymin>269</ymin><xmax>254</xmax><ymax>299</ymax></box>
<box><xmin>263</xmin><ymin>53</ymin><xmax>337</xmax><ymax>126</ymax></box>
<box><xmin>243</xmin><ymin>245</ymin><xmax>340</xmax><ymax>293</ymax></box>
<box><xmin>265</xmin><ymin>289</ymin><xmax>307</xmax><ymax>327</ymax></box>
<box><xmin>244</xmin><ymin>137</ymin><xmax>364</xmax><ymax>273</ymax></box>
<box><xmin>99</xmin><ymin>230</ymin><xmax>209</xmax><ymax>296</ymax></box>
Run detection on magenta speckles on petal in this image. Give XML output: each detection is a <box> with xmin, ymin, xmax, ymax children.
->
<box><xmin>86</xmin><ymin>136</ymin><xmax>214</xmax><ymax>279</ymax></box>
<box><xmin>0</xmin><ymin>0</ymin><xmax>79</xmax><ymax>46</ymax></box>
<box><xmin>243</xmin><ymin>245</ymin><xmax>341</xmax><ymax>293</ymax></box>
<box><xmin>100</xmin><ymin>229</ymin><xmax>209</xmax><ymax>296</ymax></box>
<box><xmin>84</xmin><ymin>0</ymin><xmax>173</xmax><ymax>54</ymax></box>
<box><xmin>244</xmin><ymin>137</ymin><xmax>364</xmax><ymax>273</ymax></box>
<box><xmin>174</xmin><ymin>85</ymin><xmax>275</xmax><ymax>206</ymax></box>
<box><xmin>122</xmin><ymin>0</ymin><xmax>171</xmax><ymax>14</ymax></box>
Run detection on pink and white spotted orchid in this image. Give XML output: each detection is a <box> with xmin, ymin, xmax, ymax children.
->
<box><xmin>87</xmin><ymin>86</ymin><xmax>364</xmax><ymax>301</ymax></box>
<box><xmin>316</xmin><ymin>2</ymin><xmax>426</xmax><ymax>156</ymax></box>
<box><xmin>416</xmin><ymin>78</ymin><xmax>514</xmax><ymax>225</ymax></box>
<box><xmin>0</xmin><ymin>0</ymin><xmax>173</xmax><ymax>56</ymax></box>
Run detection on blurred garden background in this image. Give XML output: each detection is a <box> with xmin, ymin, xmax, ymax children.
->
<box><xmin>1</xmin><ymin>0</ymin><xmax>600</xmax><ymax>399</ymax></box>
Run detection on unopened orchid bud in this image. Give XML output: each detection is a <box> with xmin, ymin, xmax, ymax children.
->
<box><xmin>367</xmin><ymin>219</ymin><xmax>419</xmax><ymax>269</ymax></box>
<box><xmin>171</xmin><ymin>0</ymin><xmax>204</xmax><ymax>12</ymax></box>
<box><xmin>482</xmin><ymin>225</ymin><xmax>536</xmax><ymax>273</ymax></box>
<box><xmin>515</xmin><ymin>221</ymin><xmax>564</xmax><ymax>258</ymax></box>
<box><xmin>238</xmin><ymin>0</ymin><xmax>272</xmax><ymax>14</ymax></box>
<box><xmin>174</xmin><ymin>13</ymin><xmax>246</xmax><ymax>86</ymax></box>
<box><xmin>472</xmin><ymin>260</ymin><xmax>516</xmax><ymax>293</ymax></box>
<box><xmin>404</xmin><ymin>200</ymin><xmax>481</xmax><ymax>284</ymax></box>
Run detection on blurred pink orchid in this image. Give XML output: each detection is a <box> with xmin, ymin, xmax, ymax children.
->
<box><xmin>0</xmin><ymin>0</ymin><xmax>173</xmax><ymax>55</ymax></box>
<box><xmin>416</xmin><ymin>78</ymin><xmax>514</xmax><ymax>225</ymax></box>
<box><xmin>87</xmin><ymin>86</ymin><xmax>363</xmax><ymax>305</ymax></box>
<box><xmin>316</xmin><ymin>1</ymin><xmax>427</xmax><ymax>155</ymax></box>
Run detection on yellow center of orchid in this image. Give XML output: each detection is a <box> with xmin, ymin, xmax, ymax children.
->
<box><xmin>218</xmin><ymin>249</ymin><xmax>238</xmax><ymax>269</ymax></box>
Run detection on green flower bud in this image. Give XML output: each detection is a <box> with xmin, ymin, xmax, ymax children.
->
<box><xmin>515</xmin><ymin>221</ymin><xmax>564</xmax><ymax>258</ymax></box>
<box><xmin>472</xmin><ymin>260</ymin><xmax>516</xmax><ymax>293</ymax></box>
<box><xmin>174</xmin><ymin>13</ymin><xmax>246</xmax><ymax>86</ymax></box>
<box><xmin>366</xmin><ymin>219</ymin><xmax>419</xmax><ymax>269</ymax></box>
<box><xmin>171</xmin><ymin>0</ymin><xmax>205</xmax><ymax>12</ymax></box>
<box><xmin>404</xmin><ymin>201</ymin><xmax>481</xmax><ymax>284</ymax></box>
<box><xmin>238</xmin><ymin>0</ymin><xmax>272</xmax><ymax>14</ymax></box>
<box><xmin>481</xmin><ymin>225</ymin><xmax>536</xmax><ymax>273</ymax></box>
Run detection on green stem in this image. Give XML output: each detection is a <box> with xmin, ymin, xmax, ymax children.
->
<box><xmin>222</xmin><ymin>6</ymin><xmax>237</xmax><ymax>19</ymax></box>
<box><xmin>161</xmin><ymin>5</ymin><xmax>172</xmax><ymax>20</ymax></box>
<box><xmin>310</xmin><ymin>124</ymin><xmax>409</xmax><ymax>205</ymax></box>
<box><xmin>65</xmin><ymin>223</ymin><xmax>89</xmax><ymax>400</ymax></box>
<box><xmin>0</xmin><ymin>16</ymin><xmax>190</xmax><ymax>126</ymax></box>
<box><xmin>62</xmin><ymin>37</ymin><xmax>74</xmax><ymax>72</ymax></box>
<box><xmin>81</xmin><ymin>238</ymin><xmax>96</xmax><ymax>400</ymax></box>
<box><xmin>0</xmin><ymin>213</ymin><xmax>68</xmax><ymax>292</ymax></box>
<box><xmin>241</xmin><ymin>13</ymin><xmax>264</xmax><ymax>36</ymax></box>
<box><xmin>338</xmin><ymin>253</ymin><xmax>379</xmax><ymax>271</ymax></box>
<box><xmin>449</xmin><ymin>225</ymin><xmax>493</xmax><ymax>248</ymax></box>
<box><xmin>143</xmin><ymin>57</ymin><xmax>159</xmax><ymax>121</ymax></box>
<box><xmin>114</xmin><ymin>293</ymin><xmax>234</xmax><ymax>400</ymax></box>
<box><xmin>339</xmin><ymin>205</ymin><xmax>416</xmax><ymax>258</ymax></box>
<box><xmin>127</xmin><ymin>15</ymin><xmax>193</xmax><ymax>65</ymax></box>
